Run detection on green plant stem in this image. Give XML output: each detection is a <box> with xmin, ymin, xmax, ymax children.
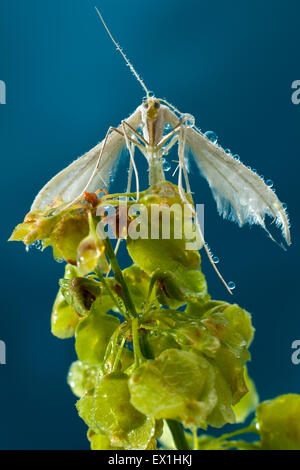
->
<box><xmin>95</xmin><ymin>267</ymin><xmax>129</xmax><ymax>320</ymax></box>
<box><xmin>104</xmin><ymin>237</ymin><xmax>137</xmax><ymax>318</ymax></box>
<box><xmin>193</xmin><ymin>427</ymin><xmax>199</xmax><ymax>450</ymax></box>
<box><xmin>215</xmin><ymin>422</ymin><xmax>259</xmax><ymax>442</ymax></box>
<box><xmin>166</xmin><ymin>420</ymin><xmax>190</xmax><ymax>450</ymax></box>
<box><xmin>132</xmin><ymin>317</ymin><xmax>144</xmax><ymax>367</ymax></box>
<box><xmin>113</xmin><ymin>336</ymin><xmax>126</xmax><ymax>372</ymax></box>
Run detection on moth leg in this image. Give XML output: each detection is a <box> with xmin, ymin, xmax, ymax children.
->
<box><xmin>106</xmin><ymin>137</ymin><xmax>136</xmax><ymax>278</ymax></box>
<box><xmin>177</xmin><ymin>127</ymin><xmax>233</xmax><ymax>295</ymax></box>
<box><xmin>121</xmin><ymin>120</ymin><xmax>149</xmax><ymax>146</ymax></box>
<box><xmin>157</xmin><ymin>121</ymin><xmax>183</xmax><ymax>150</ymax></box>
<box><xmin>160</xmin><ymin>134</ymin><xmax>179</xmax><ymax>158</ymax></box>
<box><xmin>122</xmin><ymin>121</ymin><xmax>140</xmax><ymax>201</ymax></box>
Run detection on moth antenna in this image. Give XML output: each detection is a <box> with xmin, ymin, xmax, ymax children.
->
<box><xmin>159</xmin><ymin>98</ymin><xmax>183</xmax><ymax>117</ymax></box>
<box><xmin>95</xmin><ymin>7</ymin><xmax>150</xmax><ymax>97</ymax></box>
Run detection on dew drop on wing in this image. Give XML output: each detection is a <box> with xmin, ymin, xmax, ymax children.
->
<box><xmin>239</xmin><ymin>195</ymin><xmax>248</xmax><ymax>206</ymax></box>
<box><xmin>228</xmin><ymin>281</ymin><xmax>236</xmax><ymax>290</ymax></box>
<box><xmin>205</xmin><ymin>131</ymin><xmax>218</xmax><ymax>143</ymax></box>
<box><xmin>212</xmin><ymin>256</ymin><xmax>220</xmax><ymax>264</ymax></box>
<box><xmin>163</xmin><ymin>159</ymin><xmax>171</xmax><ymax>172</ymax></box>
<box><xmin>181</xmin><ymin>113</ymin><xmax>195</xmax><ymax>128</ymax></box>
<box><xmin>233</xmin><ymin>154</ymin><xmax>240</xmax><ymax>161</ymax></box>
<box><xmin>266</xmin><ymin>179</ymin><xmax>274</xmax><ymax>188</ymax></box>
<box><xmin>225</xmin><ymin>148</ymin><xmax>231</xmax><ymax>154</ymax></box>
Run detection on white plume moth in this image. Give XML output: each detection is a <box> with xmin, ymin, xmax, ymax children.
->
<box><xmin>31</xmin><ymin>7</ymin><xmax>290</xmax><ymax>294</ymax></box>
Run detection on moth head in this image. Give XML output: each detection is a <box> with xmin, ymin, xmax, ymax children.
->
<box><xmin>142</xmin><ymin>97</ymin><xmax>161</xmax><ymax>120</ymax></box>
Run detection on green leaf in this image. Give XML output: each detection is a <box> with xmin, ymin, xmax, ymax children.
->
<box><xmin>233</xmin><ymin>368</ymin><xmax>259</xmax><ymax>423</ymax></box>
<box><xmin>256</xmin><ymin>394</ymin><xmax>300</xmax><ymax>450</ymax></box>
<box><xmin>67</xmin><ymin>361</ymin><xmax>99</xmax><ymax>397</ymax></box>
<box><xmin>140</xmin><ymin>302</ymin><xmax>255</xmax><ymax>428</ymax></box>
<box><xmin>129</xmin><ymin>349</ymin><xmax>217</xmax><ymax>429</ymax></box>
<box><xmin>76</xmin><ymin>392</ymin><xmax>98</xmax><ymax>432</ymax></box>
<box><xmin>51</xmin><ymin>264</ymin><xmax>80</xmax><ymax>339</ymax></box>
<box><xmin>122</xmin><ymin>265</ymin><xmax>154</xmax><ymax>312</ymax></box>
<box><xmin>75</xmin><ymin>298</ymin><xmax>120</xmax><ymax>364</ymax></box>
<box><xmin>87</xmin><ymin>429</ymin><xmax>124</xmax><ymax>450</ymax></box>
<box><xmin>93</xmin><ymin>372</ymin><xmax>156</xmax><ymax>449</ymax></box>
<box><xmin>126</xmin><ymin>182</ymin><xmax>208</xmax><ymax>307</ymax></box>
<box><xmin>9</xmin><ymin>210</ymin><xmax>60</xmax><ymax>246</ymax></box>
<box><xmin>206</xmin><ymin>366</ymin><xmax>235</xmax><ymax>428</ymax></box>
<box><xmin>200</xmin><ymin>302</ymin><xmax>255</xmax><ymax>404</ymax></box>
<box><xmin>147</xmin><ymin>332</ymin><xmax>180</xmax><ymax>358</ymax></box>
<box><xmin>51</xmin><ymin>292</ymin><xmax>79</xmax><ymax>339</ymax></box>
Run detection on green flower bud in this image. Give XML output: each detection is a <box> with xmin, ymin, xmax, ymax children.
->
<box><xmin>67</xmin><ymin>360</ymin><xmax>99</xmax><ymax>397</ymax></box>
<box><xmin>256</xmin><ymin>394</ymin><xmax>300</xmax><ymax>450</ymax></box>
<box><xmin>77</xmin><ymin>212</ymin><xmax>108</xmax><ymax>275</ymax></box>
<box><xmin>92</xmin><ymin>372</ymin><xmax>156</xmax><ymax>449</ymax></box>
<box><xmin>60</xmin><ymin>277</ymin><xmax>101</xmax><ymax>317</ymax></box>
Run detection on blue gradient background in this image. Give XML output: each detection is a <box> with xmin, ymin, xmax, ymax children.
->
<box><xmin>0</xmin><ymin>0</ymin><xmax>299</xmax><ymax>449</ymax></box>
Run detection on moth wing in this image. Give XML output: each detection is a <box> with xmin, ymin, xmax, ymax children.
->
<box><xmin>185</xmin><ymin>127</ymin><xmax>291</xmax><ymax>246</ymax></box>
<box><xmin>31</xmin><ymin>108</ymin><xmax>142</xmax><ymax>211</ymax></box>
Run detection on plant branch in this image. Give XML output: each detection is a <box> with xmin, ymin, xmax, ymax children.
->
<box><xmin>166</xmin><ymin>420</ymin><xmax>190</xmax><ymax>450</ymax></box>
<box><xmin>103</xmin><ymin>236</ymin><xmax>137</xmax><ymax>318</ymax></box>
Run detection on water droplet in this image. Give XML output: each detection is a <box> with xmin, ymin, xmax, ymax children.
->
<box><xmin>259</xmin><ymin>175</ymin><xmax>264</xmax><ymax>180</ymax></box>
<box><xmin>247</xmin><ymin>166</ymin><xmax>251</xmax><ymax>170</ymax></box>
<box><xmin>228</xmin><ymin>281</ymin><xmax>236</xmax><ymax>290</ymax></box>
<box><xmin>205</xmin><ymin>131</ymin><xmax>218</xmax><ymax>143</ymax></box>
<box><xmin>239</xmin><ymin>196</ymin><xmax>248</xmax><ymax>206</ymax></box>
<box><xmin>233</xmin><ymin>154</ymin><xmax>240</xmax><ymax>161</ymax></box>
<box><xmin>282</xmin><ymin>202</ymin><xmax>287</xmax><ymax>210</ymax></box>
<box><xmin>252</xmin><ymin>168</ymin><xmax>257</xmax><ymax>173</ymax></box>
<box><xmin>163</xmin><ymin>159</ymin><xmax>171</xmax><ymax>172</ymax></box>
<box><xmin>165</xmin><ymin>123</ymin><xmax>171</xmax><ymax>131</ymax></box>
<box><xmin>181</xmin><ymin>113</ymin><xmax>195</xmax><ymax>128</ymax></box>
<box><xmin>31</xmin><ymin>240</ymin><xmax>43</xmax><ymax>251</ymax></box>
<box><xmin>225</xmin><ymin>148</ymin><xmax>231</xmax><ymax>154</ymax></box>
<box><xmin>212</xmin><ymin>256</ymin><xmax>220</xmax><ymax>264</ymax></box>
<box><xmin>266</xmin><ymin>179</ymin><xmax>273</xmax><ymax>188</ymax></box>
